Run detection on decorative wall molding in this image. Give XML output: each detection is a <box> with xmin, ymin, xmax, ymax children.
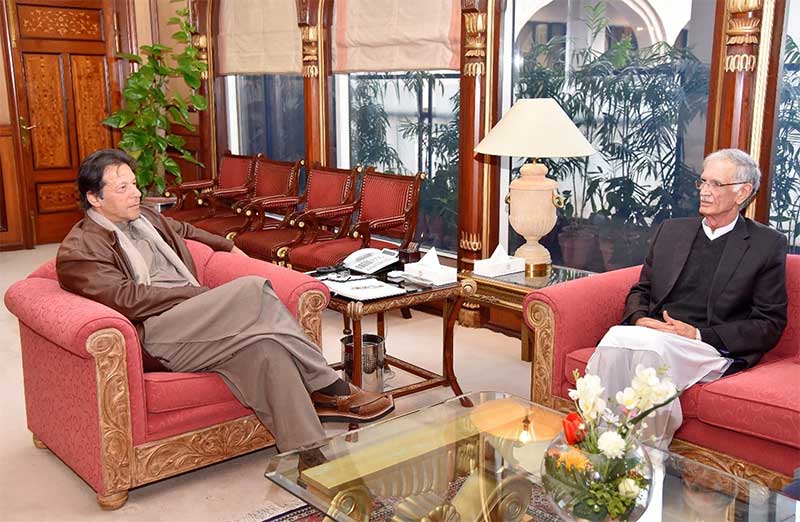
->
<box><xmin>301</xmin><ymin>25</ymin><xmax>320</xmax><ymax>78</ymax></box>
<box><xmin>459</xmin><ymin>231</ymin><xmax>481</xmax><ymax>252</ymax></box>
<box><xmin>462</xmin><ymin>12</ymin><xmax>487</xmax><ymax>77</ymax></box>
<box><xmin>725</xmin><ymin>53</ymin><xmax>757</xmax><ymax>72</ymax></box>
<box><xmin>17</xmin><ymin>6</ymin><xmax>102</xmax><ymax>41</ymax></box>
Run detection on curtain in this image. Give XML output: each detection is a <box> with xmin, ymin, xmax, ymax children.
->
<box><xmin>217</xmin><ymin>0</ymin><xmax>302</xmax><ymax>75</ymax></box>
<box><xmin>332</xmin><ymin>0</ymin><xmax>461</xmax><ymax>73</ymax></box>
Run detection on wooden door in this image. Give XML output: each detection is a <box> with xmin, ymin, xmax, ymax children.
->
<box><xmin>7</xmin><ymin>0</ymin><xmax>120</xmax><ymax>244</ymax></box>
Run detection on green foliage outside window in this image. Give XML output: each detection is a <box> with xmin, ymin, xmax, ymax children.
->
<box><xmin>515</xmin><ymin>1</ymin><xmax>708</xmax><ymax>270</ymax></box>
<box><xmin>770</xmin><ymin>35</ymin><xmax>800</xmax><ymax>252</ymax></box>
<box><xmin>348</xmin><ymin>73</ymin><xmax>460</xmax><ymax>251</ymax></box>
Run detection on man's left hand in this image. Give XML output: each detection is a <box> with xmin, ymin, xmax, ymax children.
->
<box><xmin>662</xmin><ymin>310</ymin><xmax>696</xmax><ymax>339</ymax></box>
<box><xmin>230</xmin><ymin>246</ymin><xmax>248</xmax><ymax>257</ymax></box>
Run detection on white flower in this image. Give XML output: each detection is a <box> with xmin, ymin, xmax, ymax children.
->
<box><xmin>618</xmin><ymin>478</ymin><xmax>640</xmax><ymax>499</ymax></box>
<box><xmin>616</xmin><ymin>387</ymin><xmax>638</xmax><ymax>410</ymax></box>
<box><xmin>568</xmin><ymin>373</ymin><xmax>606</xmax><ymax>421</ymax></box>
<box><xmin>597</xmin><ymin>431</ymin><xmax>626</xmax><ymax>459</ymax></box>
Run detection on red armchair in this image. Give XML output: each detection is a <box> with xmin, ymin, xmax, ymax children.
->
<box><xmin>280</xmin><ymin>168</ymin><xmax>424</xmax><ymax>271</ymax></box>
<box><xmin>163</xmin><ymin>152</ymin><xmax>259</xmax><ymax>223</ymax></box>
<box><xmin>4</xmin><ymin>241</ymin><xmax>329</xmax><ymax>509</ymax></box>
<box><xmin>522</xmin><ymin>255</ymin><xmax>800</xmax><ymax>489</ymax></box>
<box><xmin>234</xmin><ymin>164</ymin><xmax>360</xmax><ymax>262</ymax></box>
<box><xmin>194</xmin><ymin>157</ymin><xmax>303</xmax><ymax>239</ymax></box>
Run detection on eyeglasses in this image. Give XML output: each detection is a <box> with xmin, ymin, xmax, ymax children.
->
<box><xmin>695</xmin><ymin>179</ymin><xmax>750</xmax><ymax>190</ymax></box>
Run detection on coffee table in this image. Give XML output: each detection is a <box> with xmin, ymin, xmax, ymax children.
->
<box><xmin>459</xmin><ymin>267</ymin><xmax>592</xmax><ymax>361</ymax></box>
<box><xmin>325</xmin><ymin>278</ymin><xmax>476</xmax><ymax>398</ymax></box>
<box><xmin>266</xmin><ymin>391</ymin><xmax>797</xmax><ymax>521</ymax></box>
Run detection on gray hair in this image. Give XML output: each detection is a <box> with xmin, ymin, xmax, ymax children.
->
<box><xmin>703</xmin><ymin>148</ymin><xmax>761</xmax><ymax>209</ymax></box>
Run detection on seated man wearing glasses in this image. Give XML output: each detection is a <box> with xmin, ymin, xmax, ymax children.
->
<box><xmin>57</xmin><ymin>149</ymin><xmax>393</xmax><ymax>453</ymax></box>
<box><xmin>587</xmin><ymin>148</ymin><xmax>787</xmax><ymax>449</ymax></box>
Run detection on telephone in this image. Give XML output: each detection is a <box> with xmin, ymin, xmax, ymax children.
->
<box><xmin>342</xmin><ymin>248</ymin><xmax>400</xmax><ymax>274</ymax></box>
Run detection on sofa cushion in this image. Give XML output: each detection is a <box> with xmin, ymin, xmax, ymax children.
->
<box><xmin>563</xmin><ymin>346</ymin><xmax>702</xmax><ymax>418</ymax></box>
<box><xmin>697</xmin><ymin>359</ymin><xmax>800</xmax><ymax>449</ymax></box>
<box><xmin>145</xmin><ymin>372</ymin><xmax>238</xmax><ymax>413</ymax></box>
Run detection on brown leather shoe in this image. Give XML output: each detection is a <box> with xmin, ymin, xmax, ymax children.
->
<box><xmin>311</xmin><ymin>384</ymin><xmax>394</xmax><ymax>423</ymax></box>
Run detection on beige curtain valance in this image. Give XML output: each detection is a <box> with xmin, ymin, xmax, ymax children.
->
<box><xmin>332</xmin><ymin>0</ymin><xmax>461</xmax><ymax>73</ymax></box>
<box><xmin>217</xmin><ymin>0</ymin><xmax>302</xmax><ymax>76</ymax></box>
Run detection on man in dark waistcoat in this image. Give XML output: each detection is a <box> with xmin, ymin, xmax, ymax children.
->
<box><xmin>586</xmin><ymin>148</ymin><xmax>787</xmax><ymax>448</ymax></box>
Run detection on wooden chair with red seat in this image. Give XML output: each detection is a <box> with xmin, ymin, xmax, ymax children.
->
<box><xmin>234</xmin><ymin>164</ymin><xmax>361</xmax><ymax>262</ymax></box>
<box><xmin>193</xmin><ymin>157</ymin><xmax>303</xmax><ymax>239</ymax></box>
<box><xmin>163</xmin><ymin>151</ymin><xmax>260</xmax><ymax>223</ymax></box>
<box><xmin>279</xmin><ymin>168</ymin><xmax>424</xmax><ymax>271</ymax></box>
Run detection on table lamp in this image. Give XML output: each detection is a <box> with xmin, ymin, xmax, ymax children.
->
<box><xmin>475</xmin><ymin>98</ymin><xmax>595</xmax><ymax>276</ymax></box>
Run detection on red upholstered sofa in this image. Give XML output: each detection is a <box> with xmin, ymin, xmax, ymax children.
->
<box><xmin>4</xmin><ymin>240</ymin><xmax>330</xmax><ymax>509</ymax></box>
<box><xmin>522</xmin><ymin>255</ymin><xmax>800</xmax><ymax>490</ymax></box>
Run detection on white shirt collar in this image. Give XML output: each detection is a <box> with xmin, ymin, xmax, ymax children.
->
<box><xmin>702</xmin><ymin>215</ymin><xmax>739</xmax><ymax>241</ymax></box>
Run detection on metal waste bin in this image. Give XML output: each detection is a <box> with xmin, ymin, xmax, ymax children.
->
<box><xmin>340</xmin><ymin>334</ymin><xmax>385</xmax><ymax>393</ymax></box>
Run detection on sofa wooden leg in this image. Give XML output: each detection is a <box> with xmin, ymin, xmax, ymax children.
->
<box><xmin>97</xmin><ymin>491</ymin><xmax>129</xmax><ymax>510</ymax></box>
<box><xmin>32</xmin><ymin>434</ymin><xmax>47</xmax><ymax>449</ymax></box>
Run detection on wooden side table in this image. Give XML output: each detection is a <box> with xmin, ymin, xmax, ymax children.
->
<box><xmin>458</xmin><ymin>267</ymin><xmax>592</xmax><ymax>362</ymax></box>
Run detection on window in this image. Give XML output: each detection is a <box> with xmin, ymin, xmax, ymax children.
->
<box><xmin>769</xmin><ymin>2</ymin><xmax>800</xmax><ymax>253</ymax></box>
<box><xmin>503</xmin><ymin>0</ymin><xmax>712</xmax><ymax>272</ymax></box>
<box><xmin>335</xmin><ymin>71</ymin><xmax>460</xmax><ymax>252</ymax></box>
<box><xmin>229</xmin><ymin>75</ymin><xmax>305</xmax><ymax>162</ymax></box>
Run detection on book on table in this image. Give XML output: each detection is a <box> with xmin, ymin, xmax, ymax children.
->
<box><xmin>322</xmin><ymin>278</ymin><xmax>407</xmax><ymax>300</ymax></box>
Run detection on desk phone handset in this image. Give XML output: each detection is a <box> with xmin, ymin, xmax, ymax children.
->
<box><xmin>342</xmin><ymin>248</ymin><xmax>400</xmax><ymax>274</ymax></box>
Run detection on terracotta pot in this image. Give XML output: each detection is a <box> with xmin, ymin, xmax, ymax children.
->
<box><xmin>558</xmin><ymin>226</ymin><xmax>597</xmax><ymax>270</ymax></box>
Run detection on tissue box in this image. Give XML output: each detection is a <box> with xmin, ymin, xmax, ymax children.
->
<box><xmin>473</xmin><ymin>255</ymin><xmax>525</xmax><ymax>277</ymax></box>
<box><xmin>403</xmin><ymin>262</ymin><xmax>457</xmax><ymax>285</ymax></box>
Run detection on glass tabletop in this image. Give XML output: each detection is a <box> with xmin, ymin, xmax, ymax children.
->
<box><xmin>265</xmin><ymin>392</ymin><xmax>797</xmax><ymax>521</ymax></box>
<box><xmin>469</xmin><ymin>265</ymin><xmax>594</xmax><ymax>291</ymax></box>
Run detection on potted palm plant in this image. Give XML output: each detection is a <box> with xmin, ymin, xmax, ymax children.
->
<box><xmin>102</xmin><ymin>1</ymin><xmax>208</xmax><ymax>196</ymax></box>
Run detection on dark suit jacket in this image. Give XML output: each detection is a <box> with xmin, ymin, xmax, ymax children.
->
<box><xmin>623</xmin><ymin>216</ymin><xmax>787</xmax><ymax>369</ymax></box>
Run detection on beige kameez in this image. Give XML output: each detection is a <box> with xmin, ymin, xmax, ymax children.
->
<box><xmin>122</xmin><ymin>224</ymin><xmax>338</xmax><ymax>451</ymax></box>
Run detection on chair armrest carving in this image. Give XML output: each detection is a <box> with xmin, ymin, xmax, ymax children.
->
<box><xmin>523</xmin><ymin>266</ymin><xmax>640</xmax><ymax>408</ymax></box>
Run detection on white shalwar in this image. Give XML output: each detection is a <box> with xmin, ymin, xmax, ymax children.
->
<box><xmin>586</xmin><ymin>325</ymin><xmax>733</xmax><ymax>449</ymax></box>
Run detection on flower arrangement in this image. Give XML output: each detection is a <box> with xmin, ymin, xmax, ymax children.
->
<box><xmin>542</xmin><ymin>365</ymin><xmax>680</xmax><ymax>521</ymax></box>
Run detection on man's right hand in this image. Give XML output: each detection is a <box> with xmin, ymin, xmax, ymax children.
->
<box><xmin>635</xmin><ymin>317</ymin><xmax>677</xmax><ymax>334</ymax></box>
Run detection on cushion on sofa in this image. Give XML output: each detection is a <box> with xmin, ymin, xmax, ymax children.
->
<box><xmin>145</xmin><ymin>372</ymin><xmax>237</xmax><ymax>413</ymax></box>
<box><xmin>696</xmin><ymin>359</ymin><xmax>800</xmax><ymax>449</ymax></box>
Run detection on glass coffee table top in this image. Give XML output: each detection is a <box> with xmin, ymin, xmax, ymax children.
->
<box><xmin>265</xmin><ymin>392</ymin><xmax>797</xmax><ymax>521</ymax></box>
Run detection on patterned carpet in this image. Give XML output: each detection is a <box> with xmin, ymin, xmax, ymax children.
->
<box><xmin>263</xmin><ymin>481</ymin><xmax>560</xmax><ymax>522</ymax></box>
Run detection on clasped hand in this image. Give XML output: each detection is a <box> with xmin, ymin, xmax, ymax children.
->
<box><xmin>635</xmin><ymin>311</ymin><xmax>696</xmax><ymax>339</ymax></box>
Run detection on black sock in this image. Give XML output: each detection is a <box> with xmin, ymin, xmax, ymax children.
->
<box><xmin>316</xmin><ymin>378</ymin><xmax>351</xmax><ymax>396</ymax></box>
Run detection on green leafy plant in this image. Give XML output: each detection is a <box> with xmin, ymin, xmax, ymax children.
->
<box><xmin>770</xmin><ymin>35</ymin><xmax>800</xmax><ymax>252</ymax></box>
<box><xmin>514</xmin><ymin>1</ymin><xmax>708</xmax><ymax>269</ymax></box>
<box><xmin>102</xmin><ymin>1</ymin><xmax>208</xmax><ymax>195</ymax></box>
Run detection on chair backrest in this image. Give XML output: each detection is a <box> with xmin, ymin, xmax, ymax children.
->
<box><xmin>217</xmin><ymin>152</ymin><xmax>258</xmax><ymax>190</ymax></box>
<box><xmin>305</xmin><ymin>164</ymin><xmax>359</xmax><ymax>210</ymax></box>
<box><xmin>764</xmin><ymin>253</ymin><xmax>800</xmax><ymax>362</ymax></box>
<box><xmin>354</xmin><ymin>168</ymin><xmax>424</xmax><ymax>245</ymax></box>
<box><xmin>253</xmin><ymin>157</ymin><xmax>302</xmax><ymax>198</ymax></box>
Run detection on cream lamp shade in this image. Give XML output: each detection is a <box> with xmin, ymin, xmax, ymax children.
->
<box><xmin>475</xmin><ymin>98</ymin><xmax>594</xmax><ymax>276</ymax></box>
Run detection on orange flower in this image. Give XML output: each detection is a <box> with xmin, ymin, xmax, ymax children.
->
<box><xmin>557</xmin><ymin>448</ymin><xmax>590</xmax><ymax>471</ymax></box>
<box><xmin>562</xmin><ymin>412</ymin><xmax>586</xmax><ymax>445</ymax></box>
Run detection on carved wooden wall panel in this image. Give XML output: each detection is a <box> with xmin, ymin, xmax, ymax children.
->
<box><xmin>17</xmin><ymin>6</ymin><xmax>103</xmax><ymax>41</ymax></box>
<box><xmin>6</xmin><ymin>0</ymin><xmax>121</xmax><ymax>244</ymax></box>
<box><xmin>37</xmin><ymin>182</ymin><xmax>79</xmax><ymax>214</ymax></box>
<box><xmin>0</xmin><ymin>126</ymin><xmax>25</xmax><ymax>249</ymax></box>
<box><xmin>70</xmin><ymin>55</ymin><xmax>112</xmax><ymax>160</ymax></box>
<box><xmin>22</xmin><ymin>53</ymin><xmax>70</xmax><ymax>169</ymax></box>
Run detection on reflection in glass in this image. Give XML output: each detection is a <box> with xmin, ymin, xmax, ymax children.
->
<box><xmin>233</xmin><ymin>75</ymin><xmax>306</xmax><ymax>162</ymax></box>
<box><xmin>507</xmin><ymin>0</ymin><xmax>712</xmax><ymax>272</ymax></box>
<box><xmin>341</xmin><ymin>72</ymin><xmax>460</xmax><ymax>252</ymax></box>
<box><xmin>770</xmin><ymin>3</ymin><xmax>800</xmax><ymax>253</ymax></box>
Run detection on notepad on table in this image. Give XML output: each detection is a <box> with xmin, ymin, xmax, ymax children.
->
<box><xmin>322</xmin><ymin>278</ymin><xmax>407</xmax><ymax>300</ymax></box>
